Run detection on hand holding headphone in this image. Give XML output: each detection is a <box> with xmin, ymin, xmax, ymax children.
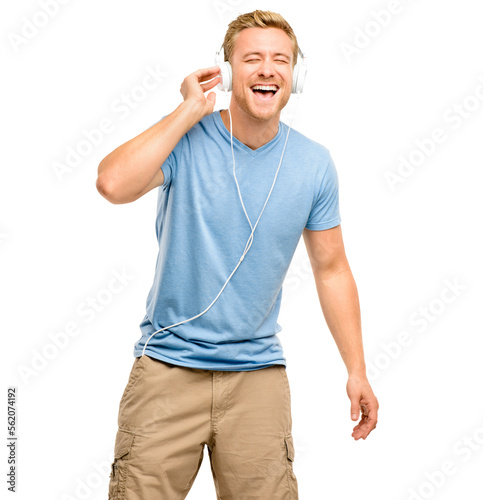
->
<box><xmin>214</xmin><ymin>45</ymin><xmax>307</xmax><ymax>94</ymax></box>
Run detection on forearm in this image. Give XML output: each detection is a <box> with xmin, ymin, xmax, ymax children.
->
<box><xmin>96</xmin><ymin>99</ymin><xmax>205</xmax><ymax>203</ymax></box>
<box><xmin>312</xmin><ymin>266</ymin><xmax>366</xmax><ymax>378</ymax></box>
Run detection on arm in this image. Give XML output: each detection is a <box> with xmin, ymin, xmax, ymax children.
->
<box><xmin>95</xmin><ymin>66</ymin><xmax>221</xmax><ymax>204</ymax></box>
<box><xmin>303</xmin><ymin>225</ymin><xmax>379</xmax><ymax>440</ymax></box>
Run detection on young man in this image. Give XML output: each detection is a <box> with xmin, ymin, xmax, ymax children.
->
<box><xmin>97</xmin><ymin>9</ymin><xmax>378</xmax><ymax>500</ymax></box>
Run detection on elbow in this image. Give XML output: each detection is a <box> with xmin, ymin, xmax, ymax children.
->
<box><xmin>95</xmin><ymin>172</ymin><xmax>128</xmax><ymax>204</ymax></box>
<box><xmin>96</xmin><ymin>172</ymin><xmax>114</xmax><ymax>203</ymax></box>
<box><xmin>96</xmin><ymin>158</ymin><xmax>142</xmax><ymax>204</ymax></box>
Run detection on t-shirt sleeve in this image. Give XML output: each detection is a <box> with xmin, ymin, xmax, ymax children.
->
<box><xmin>152</xmin><ymin>114</ymin><xmax>184</xmax><ymax>190</ymax></box>
<box><xmin>304</xmin><ymin>151</ymin><xmax>341</xmax><ymax>230</ymax></box>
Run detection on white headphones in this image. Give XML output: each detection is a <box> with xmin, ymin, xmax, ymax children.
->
<box><xmin>215</xmin><ymin>44</ymin><xmax>307</xmax><ymax>94</ymax></box>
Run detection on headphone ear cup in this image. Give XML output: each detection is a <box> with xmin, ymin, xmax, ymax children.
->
<box><xmin>291</xmin><ymin>63</ymin><xmax>299</xmax><ymax>94</ymax></box>
<box><xmin>217</xmin><ymin>61</ymin><xmax>232</xmax><ymax>92</ymax></box>
<box><xmin>292</xmin><ymin>60</ymin><xmax>307</xmax><ymax>94</ymax></box>
<box><xmin>215</xmin><ymin>50</ymin><xmax>232</xmax><ymax>92</ymax></box>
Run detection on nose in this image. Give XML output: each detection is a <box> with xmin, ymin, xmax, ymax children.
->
<box><xmin>258</xmin><ymin>57</ymin><xmax>275</xmax><ymax>78</ymax></box>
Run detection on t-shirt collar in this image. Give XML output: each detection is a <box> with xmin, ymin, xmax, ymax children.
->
<box><xmin>213</xmin><ymin>110</ymin><xmax>283</xmax><ymax>157</ymax></box>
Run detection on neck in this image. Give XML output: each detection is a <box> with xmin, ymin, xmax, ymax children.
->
<box><xmin>220</xmin><ymin>106</ymin><xmax>280</xmax><ymax>151</ymax></box>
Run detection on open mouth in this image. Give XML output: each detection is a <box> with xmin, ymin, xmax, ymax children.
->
<box><xmin>251</xmin><ymin>84</ymin><xmax>279</xmax><ymax>100</ymax></box>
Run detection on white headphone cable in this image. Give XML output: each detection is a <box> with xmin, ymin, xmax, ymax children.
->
<box><xmin>141</xmin><ymin>94</ymin><xmax>300</xmax><ymax>357</ymax></box>
<box><xmin>229</xmin><ymin>96</ymin><xmax>300</xmax><ymax>258</ymax></box>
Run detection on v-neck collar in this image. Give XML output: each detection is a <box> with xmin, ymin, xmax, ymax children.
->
<box><xmin>213</xmin><ymin>110</ymin><xmax>283</xmax><ymax>157</ymax></box>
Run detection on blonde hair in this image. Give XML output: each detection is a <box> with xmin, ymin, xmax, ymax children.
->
<box><xmin>222</xmin><ymin>10</ymin><xmax>299</xmax><ymax>67</ymax></box>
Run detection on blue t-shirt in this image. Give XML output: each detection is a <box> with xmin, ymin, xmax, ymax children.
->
<box><xmin>133</xmin><ymin>110</ymin><xmax>341</xmax><ymax>370</ymax></box>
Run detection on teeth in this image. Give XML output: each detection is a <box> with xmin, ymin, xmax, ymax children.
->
<box><xmin>252</xmin><ymin>85</ymin><xmax>278</xmax><ymax>91</ymax></box>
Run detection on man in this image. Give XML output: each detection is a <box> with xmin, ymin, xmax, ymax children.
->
<box><xmin>97</xmin><ymin>9</ymin><xmax>378</xmax><ymax>500</ymax></box>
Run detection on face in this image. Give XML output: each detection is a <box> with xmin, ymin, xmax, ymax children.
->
<box><xmin>229</xmin><ymin>27</ymin><xmax>295</xmax><ymax>122</ymax></box>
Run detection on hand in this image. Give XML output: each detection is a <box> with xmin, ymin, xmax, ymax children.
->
<box><xmin>346</xmin><ymin>375</ymin><xmax>379</xmax><ymax>440</ymax></box>
<box><xmin>179</xmin><ymin>66</ymin><xmax>221</xmax><ymax>118</ymax></box>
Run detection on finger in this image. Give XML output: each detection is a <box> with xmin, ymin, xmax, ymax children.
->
<box><xmin>354</xmin><ymin>414</ymin><xmax>377</xmax><ymax>439</ymax></box>
<box><xmin>364</xmin><ymin>415</ymin><xmax>378</xmax><ymax>434</ymax></box>
<box><xmin>352</xmin><ymin>422</ymin><xmax>371</xmax><ymax>439</ymax></box>
<box><xmin>352</xmin><ymin>427</ymin><xmax>365</xmax><ymax>440</ymax></box>
<box><xmin>206</xmin><ymin>91</ymin><xmax>216</xmax><ymax>104</ymax></box>
<box><xmin>352</xmin><ymin>428</ymin><xmax>364</xmax><ymax>441</ymax></box>
<box><xmin>354</xmin><ymin>413</ymin><xmax>374</xmax><ymax>430</ymax></box>
<box><xmin>200</xmin><ymin>76</ymin><xmax>221</xmax><ymax>92</ymax></box>
<box><xmin>351</xmin><ymin>406</ymin><xmax>374</xmax><ymax>432</ymax></box>
<box><xmin>350</xmin><ymin>400</ymin><xmax>360</xmax><ymax>421</ymax></box>
<box><xmin>352</xmin><ymin>417</ymin><xmax>367</xmax><ymax>433</ymax></box>
<box><xmin>364</xmin><ymin>404</ymin><xmax>377</xmax><ymax>427</ymax></box>
<box><xmin>193</xmin><ymin>66</ymin><xmax>221</xmax><ymax>81</ymax></box>
<box><xmin>199</xmin><ymin>72</ymin><xmax>221</xmax><ymax>85</ymax></box>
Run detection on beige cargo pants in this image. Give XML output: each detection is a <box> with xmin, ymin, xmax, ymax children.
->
<box><xmin>108</xmin><ymin>354</ymin><xmax>298</xmax><ymax>499</ymax></box>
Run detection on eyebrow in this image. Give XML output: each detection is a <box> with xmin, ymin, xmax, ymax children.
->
<box><xmin>242</xmin><ymin>51</ymin><xmax>291</xmax><ymax>60</ymax></box>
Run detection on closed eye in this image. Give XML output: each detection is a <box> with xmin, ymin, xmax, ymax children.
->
<box><xmin>245</xmin><ymin>59</ymin><xmax>289</xmax><ymax>64</ymax></box>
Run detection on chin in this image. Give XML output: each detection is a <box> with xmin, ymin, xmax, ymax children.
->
<box><xmin>234</xmin><ymin>91</ymin><xmax>289</xmax><ymax>121</ymax></box>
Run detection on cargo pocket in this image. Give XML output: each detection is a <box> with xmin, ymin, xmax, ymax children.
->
<box><xmin>108</xmin><ymin>428</ymin><xmax>136</xmax><ymax>500</ymax></box>
<box><xmin>284</xmin><ymin>433</ymin><xmax>295</xmax><ymax>462</ymax></box>
<box><xmin>283</xmin><ymin>433</ymin><xmax>298</xmax><ymax>499</ymax></box>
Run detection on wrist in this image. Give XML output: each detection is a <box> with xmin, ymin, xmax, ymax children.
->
<box><xmin>347</xmin><ymin>366</ymin><xmax>367</xmax><ymax>379</ymax></box>
<box><xmin>178</xmin><ymin>98</ymin><xmax>208</xmax><ymax>126</ymax></box>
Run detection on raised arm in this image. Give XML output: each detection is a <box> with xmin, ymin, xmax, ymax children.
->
<box><xmin>95</xmin><ymin>66</ymin><xmax>221</xmax><ymax>204</ymax></box>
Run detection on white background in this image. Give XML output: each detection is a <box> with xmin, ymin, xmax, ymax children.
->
<box><xmin>2</xmin><ymin>0</ymin><xmax>483</xmax><ymax>499</ymax></box>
